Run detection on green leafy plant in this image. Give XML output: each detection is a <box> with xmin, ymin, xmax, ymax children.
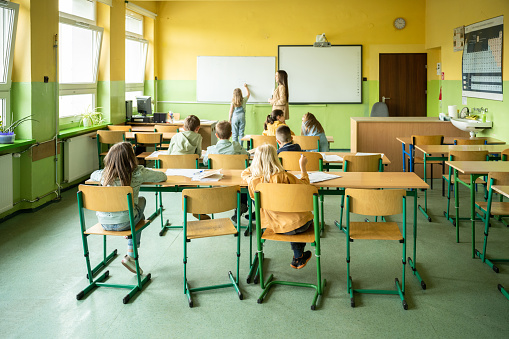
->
<box><xmin>79</xmin><ymin>106</ymin><xmax>105</xmax><ymax>127</ymax></box>
<box><xmin>0</xmin><ymin>115</ymin><xmax>37</xmax><ymax>135</ymax></box>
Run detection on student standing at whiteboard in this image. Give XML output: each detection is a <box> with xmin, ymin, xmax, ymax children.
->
<box><xmin>229</xmin><ymin>83</ymin><xmax>250</xmax><ymax>144</ymax></box>
<box><xmin>269</xmin><ymin>70</ymin><xmax>289</xmax><ymax>120</ymax></box>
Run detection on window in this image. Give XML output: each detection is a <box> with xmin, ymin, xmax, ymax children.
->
<box><xmin>125</xmin><ymin>11</ymin><xmax>147</xmax><ymax>94</ymax></box>
<box><xmin>0</xmin><ymin>2</ymin><xmax>19</xmax><ymax>129</ymax></box>
<box><xmin>58</xmin><ymin>0</ymin><xmax>103</xmax><ymax>122</ymax></box>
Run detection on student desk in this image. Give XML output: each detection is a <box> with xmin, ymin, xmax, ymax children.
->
<box><xmin>412</xmin><ymin>144</ymin><xmax>509</xmax><ymax>222</ymax></box>
<box><xmin>122</xmin><ymin>170</ymin><xmax>429</xmax><ymax>290</ymax></box>
<box><xmin>444</xmin><ymin>161</ymin><xmax>509</xmax><ymax>258</ymax></box>
<box><xmin>321</xmin><ymin>152</ymin><xmax>391</xmax><ymax>170</ymax></box>
<box><xmin>397</xmin><ymin>136</ymin><xmax>506</xmax><ymax>173</ymax></box>
<box><xmin>124</xmin><ymin>132</ymin><xmax>177</xmax><ymax>142</ymax></box>
<box><xmin>241</xmin><ymin>135</ymin><xmax>335</xmax><ymax>149</ymax></box>
<box><xmin>490</xmin><ymin>185</ymin><xmax>509</xmax><ymax>301</ymax></box>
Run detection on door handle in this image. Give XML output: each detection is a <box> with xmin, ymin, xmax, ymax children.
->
<box><xmin>382</xmin><ymin>96</ymin><xmax>391</xmax><ymax>103</ymax></box>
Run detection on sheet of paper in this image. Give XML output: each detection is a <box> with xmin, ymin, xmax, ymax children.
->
<box><xmin>355</xmin><ymin>152</ymin><xmax>384</xmax><ymax>157</ymax></box>
<box><xmin>323</xmin><ymin>154</ymin><xmax>343</xmax><ymax>162</ymax></box>
<box><xmin>148</xmin><ymin>151</ymin><xmax>164</xmax><ymax>158</ymax></box>
<box><xmin>191</xmin><ymin>174</ymin><xmax>224</xmax><ymax>182</ymax></box>
<box><xmin>165</xmin><ymin>169</ymin><xmax>201</xmax><ymax>178</ymax></box>
<box><xmin>295</xmin><ymin>172</ymin><xmax>341</xmax><ymax>183</ymax></box>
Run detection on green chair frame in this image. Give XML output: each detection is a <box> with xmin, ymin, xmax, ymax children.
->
<box><xmin>254</xmin><ymin>183</ymin><xmax>325</xmax><ymax>310</ymax></box>
<box><xmin>76</xmin><ymin>185</ymin><xmax>153</xmax><ymax>304</ymax></box>
<box><xmin>341</xmin><ymin>188</ymin><xmax>408</xmax><ymax>310</ymax></box>
<box><xmin>182</xmin><ymin>186</ymin><xmax>243</xmax><ymax>307</ymax></box>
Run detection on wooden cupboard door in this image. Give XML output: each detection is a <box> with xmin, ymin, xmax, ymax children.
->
<box><xmin>379</xmin><ymin>53</ymin><xmax>427</xmax><ymax>117</ymax></box>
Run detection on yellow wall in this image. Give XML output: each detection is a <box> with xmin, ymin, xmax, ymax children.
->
<box><xmin>12</xmin><ymin>0</ymin><xmax>31</xmax><ymax>82</ymax></box>
<box><xmin>97</xmin><ymin>2</ymin><xmax>111</xmax><ymax>82</ymax></box>
<box><xmin>144</xmin><ymin>17</ymin><xmax>155</xmax><ymax>81</ymax></box>
<box><xmin>110</xmin><ymin>0</ymin><xmax>126</xmax><ymax>81</ymax></box>
<box><xmin>155</xmin><ymin>0</ymin><xmax>426</xmax><ymax>81</ymax></box>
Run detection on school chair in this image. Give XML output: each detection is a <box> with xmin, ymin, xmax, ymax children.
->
<box><xmin>454</xmin><ymin>139</ymin><xmax>487</xmax><ymax>145</ymax></box>
<box><xmin>279</xmin><ymin>151</ymin><xmax>325</xmax><ymax>233</ymax></box>
<box><xmin>107</xmin><ymin>125</ymin><xmax>132</xmax><ymax>132</ymax></box>
<box><xmin>76</xmin><ymin>185</ymin><xmax>153</xmax><ymax>304</ymax></box>
<box><xmin>501</xmin><ymin>149</ymin><xmax>509</xmax><ymax>161</ymax></box>
<box><xmin>411</xmin><ymin>135</ymin><xmax>445</xmax><ymax>191</ymax></box>
<box><xmin>254</xmin><ymin>183</ymin><xmax>325</xmax><ymax>310</ymax></box>
<box><xmin>340</xmin><ymin>188</ymin><xmax>408</xmax><ymax>309</ymax></box>
<box><xmin>207</xmin><ymin>154</ymin><xmax>249</xmax><ymax>169</ymax></box>
<box><xmin>474</xmin><ymin>172</ymin><xmax>509</xmax><ymax>273</ymax></box>
<box><xmin>96</xmin><ymin>130</ymin><xmax>125</xmax><ymax>168</ymax></box>
<box><xmin>182</xmin><ymin>185</ymin><xmax>243</xmax><ymax>307</ymax></box>
<box><xmin>337</xmin><ymin>154</ymin><xmax>383</xmax><ymax>228</ymax></box>
<box><xmin>443</xmin><ymin>150</ymin><xmax>489</xmax><ymax>241</ymax></box>
<box><xmin>155</xmin><ymin>125</ymin><xmax>179</xmax><ymax>133</ymax></box>
<box><xmin>249</xmin><ymin>135</ymin><xmax>277</xmax><ymax>150</ymax></box>
<box><xmin>134</xmin><ymin>132</ymin><xmax>163</xmax><ymax>163</ymax></box>
<box><xmin>292</xmin><ymin>135</ymin><xmax>320</xmax><ymax>151</ymax></box>
<box><xmin>156</xmin><ymin>154</ymin><xmax>199</xmax><ymax>236</ymax></box>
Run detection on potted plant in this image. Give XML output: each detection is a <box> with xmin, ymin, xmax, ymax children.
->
<box><xmin>79</xmin><ymin>106</ymin><xmax>105</xmax><ymax>127</ymax></box>
<box><xmin>0</xmin><ymin>115</ymin><xmax>36</xmax><ymax>144</ymax></box>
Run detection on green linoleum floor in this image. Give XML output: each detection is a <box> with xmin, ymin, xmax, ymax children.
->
<box><xmin>0</xmin><ymin>180</ymin><xmax>508</xmax><ymax>338</ymax></box>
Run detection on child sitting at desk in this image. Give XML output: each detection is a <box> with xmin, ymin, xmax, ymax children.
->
<box><xmin>276</xmin><ymin>125</ymin><xmax>301</xmax><ymax>154</ymax></box>
<box><xmin>167</xmin><ymin>114</ymin><xmax>202</xmax><ymax>155</ymax></box>
<box><xmin>203</xmin><ymin>120</ymin><xmax>250</xmax><ymax>222</ymax></box>
<box><xmin>90</xmin><ymin>142</ymin><xmax>167</xmax><ymax>274</ymax></box>
<box><xmin>241</xmin><ymin>144</ymin><xmax>313</xmax><ymax>269</ymax></box>
<box><xmin>262</xmin><ymin>109</ymin><xmax>294</xmax><ymax>137</ymax></box>
<box><xmin>301</xmin><ymin>112</ymin><xmax>329</xmax><ymax>152</ymax></box>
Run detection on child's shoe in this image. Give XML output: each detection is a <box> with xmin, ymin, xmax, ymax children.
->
<box><xmin>231</xmin><ymin>204</ymin><xmax>249</xmax><ymax>223</ymax></box>
<box><xmin>244</xmin><ymin>211</ymin><xmax>256</xmax><ymax>221</ymax></box>
<box><xmin>122</xmin><ymin>255</ymin><xmax>143</xmax><ymax>275</ymax></box>
<box><xmin>290</xmin><ymin>251</ymin><xmax>312</xmax><ymax>269</ymax></box>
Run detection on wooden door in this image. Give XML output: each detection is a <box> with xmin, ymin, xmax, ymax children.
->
<box><xmin>379</xmin><ymin>54</ymin><xmax>427</xmax><ymax>117</ymax></box>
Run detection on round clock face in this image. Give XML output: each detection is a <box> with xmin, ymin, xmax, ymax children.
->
<box><xmin>394</xmin><ymin>17</ymin><xmax>406</xmax><ymax>30</ymax></box>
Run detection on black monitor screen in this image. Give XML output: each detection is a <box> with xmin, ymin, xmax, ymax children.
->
<box><xmin>136</xmin><ymin>96</ymin><xmax>152</xmax><ymax>116</ymax></box>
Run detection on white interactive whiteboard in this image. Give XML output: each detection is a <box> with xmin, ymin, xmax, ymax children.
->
<box><xmin>278</xmin><ymin>45</ymin><xmax>362</xmax><ymax>104</ymax></box>
<box><xmin>197</xmin><ymin>56</ymin><xmax>276</xmax><ymax>103</ymax></box>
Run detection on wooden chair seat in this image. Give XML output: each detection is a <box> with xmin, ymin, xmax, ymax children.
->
<box><xmin>137</xmin><ymin>151</ymin><xmax>155</xmax><ymax>159</ymax></box>
<box><xmin>349</xmin><ymin>221</ymin><xmax>403</xmax><ymax>240</ymax></box>
<box><xmin>443</xmin><ymin>174</ymin><xmax>485</xmax><ymax>184</ymax></box>
<box><xmin>100</xmin><ymin>151</ymin><xmax>109</xmax><ymax>156</ymax></box>
<box><xmin>186</xmin><ymin>218</ymin><xmax>238</xmax><ymax>239</ymax></box>
<box><xmin>84</xmin><ymin>219</ymin><xmax>149</xmax><ymax>236</ymax></box>
<box><xmin>261</xmin><ymin>226</ymin><xmax>315</xmax><ymax>243</ymax></box>
<box><xmin>476</xmin><ymin>202</ymin><xmax>509</xmax><ymax>216</ymax></box>
<box><xmin>414</xmin><ymin>156</ymin><xmax>443</xmax><ymax>164</ymax></box>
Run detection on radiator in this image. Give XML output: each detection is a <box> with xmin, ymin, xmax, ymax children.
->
<box><xmin>64</xmin><ymin>134</ymin><xmax>99</xmax><ymax>182</ymax></box>
<box><xmin>0</xmin><ymin>154</ymin><xmax>13</xmax><ymax>214</ymax></box>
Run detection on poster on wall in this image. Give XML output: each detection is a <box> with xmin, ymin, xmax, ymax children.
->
<box><xmin>462</xmin><ymin>15</ymin><xmax>503</xmax><ymax>101</ymax></box>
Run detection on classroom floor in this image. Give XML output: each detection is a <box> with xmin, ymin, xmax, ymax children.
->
<box><xmin>1</xmin><ymin>179</ymin><xmax>508</xmax><ymax>338</ymax></box>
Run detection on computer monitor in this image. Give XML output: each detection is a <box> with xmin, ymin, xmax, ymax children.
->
<box><xmin>136</xmin><ymin>96</ymin><xmax>152</xmax><ymax>116</ymax></box>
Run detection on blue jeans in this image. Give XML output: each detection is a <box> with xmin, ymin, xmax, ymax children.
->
<box><xmin>284</xmin><ymin>219</ymin><xmax>313</xmax><ymax>258</ymax></box>
<box><xmin>231</xmin><ymin>113</ymin><xmax>246</xmax><ymax>144</ymax></box>
<box><xmin>101</xmin><ymin>197</ymin><xmax>146</xmax><ymax>248</ymax></box>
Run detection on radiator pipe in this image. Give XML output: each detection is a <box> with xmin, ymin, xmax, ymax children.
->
<box><xmin>13</xmin><ymin>190</ymin><xmax>59</xmax><ymax>206</ymax></box>
<box><xmin>54</xmin><ymin>33</ymin><xmax>62</xmax><ymax>199</ymax></box>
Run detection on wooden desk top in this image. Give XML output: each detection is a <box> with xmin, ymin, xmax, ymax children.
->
<box><xmin>492</xmin><ymin>185</ymin><xmax>509</xmax><ymax>199</ymax></box>
<box><xmin>140</xmin><ymin>169</ymin><xmax>428</xmax><ymax>190</ymax></box>
<box><xmin>397</xmin><ymin>136</ymin><xmax>506</xmax><ymax>145</ymax></box>
<box><xmin>125</xmin><ymin>132</ymin><xmax>177</xmax><ymax>140</ymax></box>
<box><xmin>415</xmin><ymin>144</ymin><xmax>509</xmax><ymax>155</ymax></box>
<box><xmin>323</xmin><ymin>152</ymin><xmax>391</xmax><ymax>165</ymax></box>
<box><xmin>445</xmin><ymin>161</ymin><xmax>509</xmax><ymax>174</ymax></box>
<box><xmin>128</xmin><ymin>120</ymin><xmax>217</xmax><ymax>127</ymax></box>
<box><xmin>242</xmin><ymin>135</ymin><xmax>334</xmax><ymax>143</ymax></box>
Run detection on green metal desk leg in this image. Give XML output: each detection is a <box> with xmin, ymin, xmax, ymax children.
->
<box><xmin>418</xmin><ymin>153</ymin><xmax>432</xmax><ymax>222</ymax></box>
<box><xmin>455</xmin><ymin>169</ymin><xmax>460</xmax><ymax>243</ymax></box>
<box><xmin>499</xmin><ymin>284</ymin><xmax>509</xmax><ymax>300</ymax></box>
<box><xmin>407</xmin><ymin>189</ymin><xmax>426</xmax><ymax>290</ymax></box>
<box><xmin>470</xmin><ymin>174</ymin><xmax>476</xmax><ymax>258</ymax></box>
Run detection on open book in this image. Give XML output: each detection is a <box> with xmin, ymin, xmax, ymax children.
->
<box><xmin>295</xmin><ymin>172</ymin><xmax>341</xmax><ymax>183</ymax></box>
<box><xmin>192</xmin><ymin>169</ymin><xmax>223</xmax><ymax>181</ymax></box>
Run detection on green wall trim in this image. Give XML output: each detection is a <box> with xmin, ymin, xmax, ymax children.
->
<box><xmin>0</xmin><ymin>139</ymin><xmax>36</xmax><ymax>153</ymax></box>
<box><xmin>58</xmin><ymin>123</ymin><xmax>109</xmax><ymax>139</ymax></box>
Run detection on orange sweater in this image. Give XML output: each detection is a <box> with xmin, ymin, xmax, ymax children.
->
<box><xmin>262</xmin><ymin>121</ymin><xmax>295</xmax><ymax>137</ymax></box>
<box><xmin>241</xmin><ymin>168</ymin><xmax>313</xmax><ymax>233</ymax></box>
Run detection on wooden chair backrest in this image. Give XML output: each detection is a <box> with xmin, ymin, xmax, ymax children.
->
<box><xmin>173</xmin><ymin>113</ymin><xmax>181</xmax><ymax>120</ymax></box>
<box><xmin>155</xmin><ymin>125</ymin><xmax>179</xmax><ymax>133</ymax></box>
<box><xmin>78</xmin><ymin>185</ymin><xmax>133</xmax><ymax>212</ymax></box>
<box><xmin>97</xmin><ymin>130</ymin><xmax>125</xmax><ymax>144</ymax></box>
<box><xmin>158</xmin><ymin>154</ymin><xmax>198</xmax><ymax>168</ymax></box>
<box><xmin>502</xmin><ymin>148</ymin><xmax>509</xmax><ymax>161</ymax></box>
<box><xmin>346</xmin><ymin>188</ymin><xmax>405</xmax><ymax>216</ymax></box>
<box><xmin>256</xmin><ymin>183</ymin><xmax>318</xmax><ymax>212</ymax></box>
<box><xmin>182</xmin><ymin>185</ymin><xmax>240</xmax><ymax>214</ymax></box>
<box><xmin>343</xmin><ymin>154</ymin><xmax>381</xmax><ymax>172</ymax></box>
<box><xmin>107</xmin><ymin>125</ymin><xmax>132</xmax><ymax>132</ymax></box>
<box><xmin>251</xmin><ymin>135</ymin><xmax>277</xmax><ymax>148</ymax></box>
<box><xmin>135</xmin><ymin>132</ymin><xmax>162</xmax><ymax>145</ymax></box>
<box><xmin>449</xmin><ymin>150</ymin><xmax>489</xmax><ymax>161</ymax></box>
<box><xmin>292</xmin><ymin>136</ymin><xmax>319</xmax><ymax>151</ymax></box>
<box><xmin>279</xmin><ymin>151</ymin><xmax>322</xmax><ymax>171</ymax></box>
<box><xmin>455</xmin><ymin>139</ymin><xmax>486</xmax><ymax>145</ymax></box>
<box><xmin>488</xmin><ymin>172</ymin><xmax>509</xmax><ymax>188</ymax></box>
<box><xmin>411</xmin><ymin>135</ymin><xmax>444</xmax><ymax>145</ymax></box>
<box><xmin>208</xmin><ymin>154</ymin><xmax>248</xmax><ymax>169</ymax></box>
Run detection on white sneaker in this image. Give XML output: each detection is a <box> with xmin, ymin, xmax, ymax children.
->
<box><xmin>122</xmin><ymin>255</ymin><xmax>143</xmax><ymax>275</ymax></box>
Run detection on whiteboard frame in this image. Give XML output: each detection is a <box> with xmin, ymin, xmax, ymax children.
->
<box><xmin>278</xmin><ymin>45</ymin><xmax>363</xmax><ymax>104</ymax></box>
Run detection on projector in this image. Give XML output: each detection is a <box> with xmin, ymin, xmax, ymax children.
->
<box><xmin>313</xmin><ymin>41</ymin><xmax>331</xmax><ymax>47</ymax></box>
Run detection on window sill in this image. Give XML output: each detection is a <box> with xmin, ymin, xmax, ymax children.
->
<box><xmin>0</xmin><ymin>139</ymin><xmax>36</xmax><ymax>153</ymax></box>
<box><xmin>58</xmin><ymin>123</ymin><xmax>110</xmax><ymax>139</ymax></box>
